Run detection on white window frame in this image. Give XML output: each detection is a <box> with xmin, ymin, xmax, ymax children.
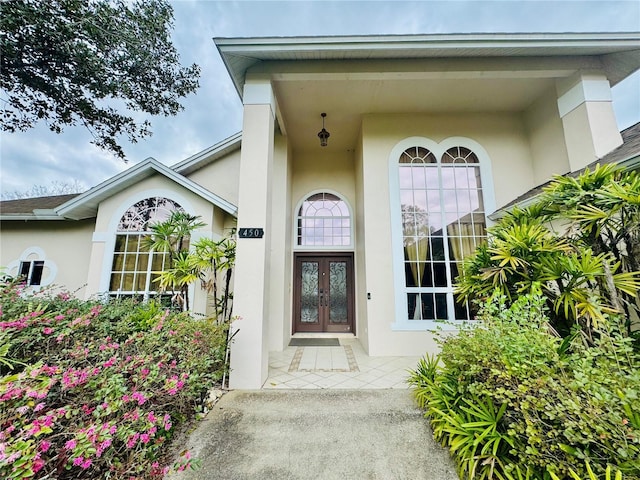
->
<box><xmin>389</xmin><ymin>136</ymin><xmax>496</xmax><ymax>331</ymax></box>
<box><xmin>98</xmin><ymin>189</ymin><xmax>201</xmax><ymax>305</ymax></box>
<box><xmin>293</xmin><ymin>189</ymin><xmax>354</xmax><ymax>251</ymax></box>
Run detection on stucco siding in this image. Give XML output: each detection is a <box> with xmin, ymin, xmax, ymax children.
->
<box><xmin>1</xmin><ymin>219</ymin><xmax>95</xmax><ymax>298</ymax></box>
<box><xmin>359</xmin><ymin>112</ymin><xmax>534</xmax><ymax>355</ymax></box>
<box><xmin>524</xmin><ymin>86</ymin><xmax>572</xmax><ymax>184</ymax></box>
<box><xmin>186</xmin><ymin>149</ymin><xmax>241</xmax><ymax>207</ymax></box>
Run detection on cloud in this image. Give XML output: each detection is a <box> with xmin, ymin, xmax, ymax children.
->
<box><xmin>1</xmin><ymin>0</ymin><xmax>638</xmax><ymax>193</ymax></box>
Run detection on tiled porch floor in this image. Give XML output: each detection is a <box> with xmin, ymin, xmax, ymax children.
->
<box><xmin>263</xmin><ymin>338</ymin><xmax>422</xmax><ymax>389</ymax></box>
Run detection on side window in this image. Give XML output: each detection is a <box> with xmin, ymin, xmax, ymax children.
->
<box><xmin>397</xmin><ymin>145</ymin><xmax>487</xmax><ymax>321</ymax></box>
<box><xmin>19</xmin><ymin>260</ymin><xmax>45</xmax><ymax>286</ymax></box>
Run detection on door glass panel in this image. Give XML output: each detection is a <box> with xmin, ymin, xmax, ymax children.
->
<box><xmin>328</xmin><ymin>261</ymin><xmax>348</xmax><ymax>324</ymax></box>
<box><xmin>300</xmin><ymin>261</ymin><xmax>319</xmax><ymax>323</ymax></box>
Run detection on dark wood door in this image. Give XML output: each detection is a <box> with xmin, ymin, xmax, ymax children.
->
<box><xmin>293</xmin><ymin>253</ymin><xmax>354</xmax><ymax>333</ymax></box>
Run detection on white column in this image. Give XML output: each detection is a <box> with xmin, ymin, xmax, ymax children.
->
<box><xmin>229</xmin><ymin>79</ymin><xmax>275</xmax><ymax>389</ymax></box>
<box><xmin>556</xmin><ymin>73</ymin><xmax>622</xmax><ymax>172</ymax></box>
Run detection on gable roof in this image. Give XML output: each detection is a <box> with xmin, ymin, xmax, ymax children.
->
<box><xmin>172</xmin><ymin>132</ymin><xmax>242</xmax><ymax>175</ymax></box>
<box><xmin>54</xmin><ymin>157</ymin><xmax>237</xmax><ymax>220</ymax></box>
<box><xmin>215</xmin><ymin>32</ymin><xmax>640</xmax><ymax>98</ymax></box>
<box><xmin>492</xmin><ymin>121</ymin><xmax>640</xmax><ymax>216</ymax></box>
<box><xmin>0</xmin><ymin>194</ymin><xmax>80</xmax><ymax>220</ymax></box>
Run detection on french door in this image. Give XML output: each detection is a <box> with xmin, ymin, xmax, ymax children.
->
<box><xmin>293</xmin><ymin>253</ymin><xmax>354</xmax><ymax>333</ymax></box>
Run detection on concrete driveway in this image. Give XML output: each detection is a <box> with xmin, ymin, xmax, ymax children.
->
<box><xmin>167</xmin><ymin>389</ymin><xmax>458</xmax><ymax>480</ymax></box>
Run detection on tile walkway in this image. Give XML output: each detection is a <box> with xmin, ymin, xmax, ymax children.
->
<box><xmin>263</xmin><ymin>337</ymin><xmax>422</xmax><ymax>389</ymax></box>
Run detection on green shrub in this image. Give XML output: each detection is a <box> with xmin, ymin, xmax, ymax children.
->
<box><xmin>0</xmin><ymin>279</ymin><xmax>228</xmax><ymax>479</ymax></box>
<box><xmin>409</xmin><ymin>293</ymin><xmax>640</xmax><ymax>480</ymax></box>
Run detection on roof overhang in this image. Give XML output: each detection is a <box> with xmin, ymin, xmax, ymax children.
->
<box><xmin>56</xmin><ymin>157</ymin><xmax>237</xmax><ymax>220</ymax></box>
<box><xmin>215</xmin><ymin>32</ymin><xmax>640</xmax><ymax>98</ymax></box>
<box><xmin>172</xmin><ymin>132</ymin><xmax>242</xmax><ymax>175</ymax></box>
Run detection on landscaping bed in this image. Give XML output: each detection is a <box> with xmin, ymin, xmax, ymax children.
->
<box><xmin>0</xmin><ymin>279</ymin><xmax>228</xmax><ymax>479</ymax></box>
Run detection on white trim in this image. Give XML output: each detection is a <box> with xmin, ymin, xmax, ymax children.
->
<box><xmin>56</xmin><ymin>157</ymin><xmax>237</xmax><ymax>220</ymax></box>
<box><xmin>98</xmin><ymin>189</ymin><xmax>199</xmax><ymax>295</ymax></box>
<box><xmin>5</xmin><ymin>246</ymin><xmax>58</xmax><ymax>290</ymax></box>
<box><xmin>172</xmin><ymin>132</ymin><xmax>242</xmax><ymax>175</ymax></box>
<box><xmin>388</xmin><ymin>136</ymin><xmax>496</xmax><ymax>331</ymax></box>
<box><xmin>292</xmin><ymin>189</ymin><xmax>355</xmax><ymax>251</ymax></box>
<box><xmin>557</xmin><ymin>77</ymin><xmax>613</xmax><ymax>117</ymax></box>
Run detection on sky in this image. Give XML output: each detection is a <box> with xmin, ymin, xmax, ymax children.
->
<box><xmin>1</xmin><ymin>0</ymin><xmax>639</xmax><ymax>195</ymax></box>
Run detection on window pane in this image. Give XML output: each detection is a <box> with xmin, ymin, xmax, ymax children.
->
<box><xmin>398</xmin><ymin>145</ymin><xmax>487</xmax><ymax>321</ymax></box>
<box><xmin>31</xmin><ymin>261</ymin><xmax>45</xmax><ymax>286</ymax></box>
<box><xmin>19</xmin><ymin>261</ymin><xmax>30</xmax><ymax>278</ymax></box>
<box><xmin>297</xmin><ymin>192</ymin><xmax>351</xmax><ymax>246</ymax></box>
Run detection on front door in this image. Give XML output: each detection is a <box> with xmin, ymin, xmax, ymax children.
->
<box><xmin>293</xmin><ymin>253</ymin><xmax>354</xmax><ymax>333</ymax></box>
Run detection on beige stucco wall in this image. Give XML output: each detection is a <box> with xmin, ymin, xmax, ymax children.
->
<box><xmin>353</xmin><ymin>126</ymin><xmax>370</xmax><ymax>352</ymax></box>
<box><xmin>359</xmin><ymin>112</ymin><xmax>535</xmax><ymax>356</ymax></box>
<box><xmin>186</xmin><ymin>149</ymin><xmax>241</xmax><ymax>207</ymax></box>
<box><xmin>268</xmin><ymin>133</ymin><xmax>294</xmax><ymax>351</ymax></box>
<box><xmin>524</xmin><ymin>86</ymin><xmax>572</xmax><ymax>184</ymax></box>
<box><xmin>1</xmin><ymin>219</ymin><xmax>95</xmax><ymax>298</ymax></box>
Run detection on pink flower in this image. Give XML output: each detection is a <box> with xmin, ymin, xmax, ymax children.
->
<box><xmin>43</xmin><ymin>327</ymin><xmax>54</xmax><ymax>335</ymax></box>
<box><xmin>65</xmin><ymin>439</ymin><xmax>77</xmax><ymax>450</ymax></box>
<box><xmin>54</xmin><ymin>314</ymin><xmax>65</xmax><ymax>320</ymax></box>
<box><xmin>33</xmin><ymin>458</ymin><xmax>45</xmax><ymax>473</ymax></box>
<box><xmin>73</xmin><ymin>456</ymin><xmax>84</xmax><ymax>466</ymax></box>
<box><xmin>34</xmin><ymin>402</ymin><xmax>45</xmax><ymax>412</ymax></box>
<box><xmin>39</xmin><ymin>440</ymin><xmax>51</xmax><ymax>452</ymax></box>
<box><xmin>81</xmin><ymin>458</ymin><xmax>92</xmax><ymax>469</ymax></box>
<box><xmin>103</xmin><ymin>357</ymin><xmax>116</xmax><ymax>368</ymax></box>
<box><xmin>131</xmin><ymin>391</ymin><xmax>147</xmax><ymax>405</ymax></box>
<box><xmin>140</xmin><ymin>433</ymin><xmax>150</xmax><ymax>444</ymax></box>
<box><xmin>147</xmin><ymin>411</ymin><xmax>157</xmax><ymax>423</ymax></box>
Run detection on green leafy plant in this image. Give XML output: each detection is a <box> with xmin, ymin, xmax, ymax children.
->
<box><xmin>457</xmin><ymin>164</ymin><xmax>640</xmax><ymax>340</ymax></box>
<box><xmin>0</xmin><ymin>280</ymin><xmax>228</xmax><ymax>479</ymax></box>
<box><xmin>409</xmin><ymin>292</ymin><xmax>640</xmax><ymax>480</ymax></box>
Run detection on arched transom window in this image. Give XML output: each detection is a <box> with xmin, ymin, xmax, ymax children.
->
<box><xmin>109</xmin><ymin>197</ymin><xmax>185</xmax><ymax>303</ymax></box>
<box><xmin>398</xmin><ymin>145</ymin><xmax>486</xmax><ymax>321</ymax></box>
<box><xmin>297</xmin><ymin>192</ymin><xmax>352</xmax><ymax>247</ymax></box>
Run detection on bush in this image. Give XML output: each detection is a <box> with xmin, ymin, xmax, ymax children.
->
<box><xmin>0</xmin><ymin>279</ymin><xmax>228</xmax><ymax>479</ymax></box>
<box><xmin>409</xmin><ymin>293</ymin><xmax>640</xmax><ymax>480</ymax></box>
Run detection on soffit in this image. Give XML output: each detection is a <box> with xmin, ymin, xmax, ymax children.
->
<box><xmin>215</xmin><ymin>33</ymin><xmax>640</xmax><ymax>95</ymax></box>
<box><xmin>273</xmin><ymin>76</ymin><xmax>555</xmax><ymax>152</ymax></box>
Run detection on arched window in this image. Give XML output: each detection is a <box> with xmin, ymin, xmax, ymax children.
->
<box><xmin>296</xmin><ymin>192</ymin><xmax>352</xmax><ymax>247</ymax></box>
<box><xmin>109</xmin><ymin>197</ymin><xmax>184</xmax><ymax>303</ymax></box>
<box><xmin>397</xmin><ymin>145</ymin><xmax>487</xmax><ymax>322</ymax></box>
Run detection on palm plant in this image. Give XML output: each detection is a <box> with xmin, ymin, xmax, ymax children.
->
<box><xmin>456</xmin><ymin>165</ymin><xmax>640</xmax><ymax>339</ymax></box>
<box><xmin>143</xmin><ymin>211</ymin><xmax>205</xmax><ymax>311</ymax></box>
<box><xmin>191</xmin><ymin>234</ymin><xmax>236</xmax><ymax>324</ymax></box>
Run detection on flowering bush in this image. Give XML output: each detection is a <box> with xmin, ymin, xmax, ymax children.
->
<box><xmin>0</xmin><ymin>279</ymin><xmax>228</xmax><ymax>479</ymax></box>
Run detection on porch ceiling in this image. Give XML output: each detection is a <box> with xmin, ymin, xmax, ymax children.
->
<box><xmin>273</xmin><ymin>76</ymin><xmax>555</xmax><ymax>152</ymax></box>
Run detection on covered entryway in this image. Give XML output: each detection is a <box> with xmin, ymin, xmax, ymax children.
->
<box><xmin>293</xmin><ymin>252</ymin><xmax>354</xmax><ymax>333</ymax></box>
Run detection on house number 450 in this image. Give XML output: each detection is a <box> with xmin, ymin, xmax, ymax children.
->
<box><xmin>238</xmin><ymin>228</ymin><xmax>264</xmax><ymax>239</ymax></box>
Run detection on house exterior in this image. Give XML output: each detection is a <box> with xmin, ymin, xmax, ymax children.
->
<box><xmin>1</xmin><ymin>33</ymin><xmax>639</xmax><ymax>389</ymax></box>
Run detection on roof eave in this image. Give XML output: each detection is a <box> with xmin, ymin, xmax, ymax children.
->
<box><xmin>56</xmin><ymin>158</ymin><xmax>238</xmax><ymax>220</ymax></box>
<box><xmin>214</xmin><ymin>32</ymin><xmax>640</xmax><ymax>99</ymax></box>
<box><xmin>172</xmin><ymin>132</ymin><xmax>242</xmax><ymax>175</ymax></box>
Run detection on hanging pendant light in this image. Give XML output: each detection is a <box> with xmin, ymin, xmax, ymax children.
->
<box><xmin>317</xmin><ymin>113</ymin><xmax>330</xmax><ymax>147</ymax></box>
